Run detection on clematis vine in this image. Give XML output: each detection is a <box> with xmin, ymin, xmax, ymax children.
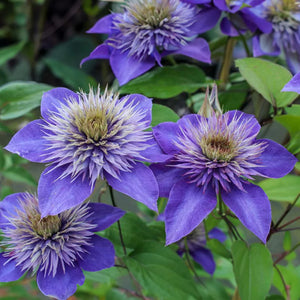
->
<box><xmin>81</xmin><ymin>0</ymin><xmax>212</xmax><ymax>85</ymax></box>
<box><xmin>150</xmin><ymin>86</ymin><xmax>297</xmax><ymax>245</ymax></box>
<box><xmin>177</xmin><ymin>223</ymin><xmax>226</xmax><ymax>275</ymax></box>
<box><xmin>5</xmin><ymin>87</ymin><xmax>166</xmax><ymax>217</ymax></box>
<box><xmin>0</xmin><ymin>192</ymin><xmax>125</xmax><ymax>300</ymax></box>
<box><xmin>253</xmin><ymin>0</ymin><xmax>300</xmax><ymax>74</ymax></box>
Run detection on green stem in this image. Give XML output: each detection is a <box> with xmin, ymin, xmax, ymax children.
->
<box><xmin>219</xmin><ymin>37</ymin><xmax>236</xmax><ymax>85</ymax></box>
<box><xmin>274</xmin><ymin>265</ymin><xmax>290</xmax><ymax>300</ymax></box>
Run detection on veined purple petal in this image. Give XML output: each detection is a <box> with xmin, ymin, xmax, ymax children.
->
<box><xmin>110</xmin><ymin>49</ymin><xmax>156</xmax><ymax>86</ymax></box>
<box><xmin>79</xmin><ymin>235</ymin><xmax>115</xmax><ymax>271</ymax></box>
<box><xmin>254</xmin><ymin>139</ymin><xmax>297</xmax><ymax>178</ymax></box>
<box><xmin>122</xmin><ymin>94</ymin><xmax>152</xmax><ymax>126</ymax></box>
<box><xmin>37</xmin><ymin>264</ymin><xmax>85</xmax><ymax>300</ymax></box>
<box><xmin>190</xmin><ymin>247</ymin><xmax>216</xmax><ymax>275</ymax></box>
<box><xmin>87</xmin><ymin>14</ymin><xmax>114</xmax><ymax>34</ymax></box>
<box><xmin>0</xmin><ymin>193</ymin><xmax>26</xmax><ymax>230</ymax></box>
<box><xmin>165</xmin><ymin>180</ymin><xmax>217</xmax><ymax>245</ymax></box>
<box><xmin>86</xmin><ymin>203</ymin><xmax>125</xmax><ymax>232</ymax></box>
<box><xmin>80</xmin><ymin>43</ymin><xmax>110</xmax><ymax>66</ymax></box>
<box><xmin>221</xmin><ymin>183</ymin><xmax>271</xmax><ymax>243</ymax></box>
<box><xmin>174</xmin><ymin>38</ymin><xmax>211</xmax><ymax>64</ymax></box>
<box><xmin>105</xmin><ymin>162</ymin><xmax>158</xmax><ymax>212</ymax></box>
<box><xmin>208</xmin><ymin>228</ymin><xmax>227</xmax><ymax>243</ymax></box>
<box><xmin>282</xmin><ymin>72</ymin><xmax>300</xmax><ymax>93</ymax></box>
<box><xmin>152</xmin><ymin>122</ymin><xmax>181</xmax><ymax>154</ymax></box>
<box><xmin>0</xmin><ymin>254</ymin><xmax>25</xmax><ymax>282</ymax></box>
<box><xmin>38</xmin><ymin>165</ymin><xmax>93</xmax><ymax>218</ymax></box>
<box><xmin>5</xmin><ymin>120</ymin><xmax>50</xmax><ymax>163</ymax></box>
<box><xmin>150</xmin><ymin>164</ymin><xmax>185</xmax><ymax>197</ymax></box>
<box><xmin>41</xmin><ymin>88</ymin><xmax>79</xmax><ymax>121</ymax></box>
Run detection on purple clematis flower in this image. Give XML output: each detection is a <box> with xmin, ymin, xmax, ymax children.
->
<box><xmin>81</xmin><ymin>0</ymin><xmax>212</xmax><ymax>85</ymax></box>
<box><xmin>5</xmin><ymin>87</ymin><xmax>166</xmax><ymax>217</ymax></box>
<box><xmin>253</xmin><ymin>0</ymin><xmax>300</xmax><ymax>74</ymax></box>
<box><xmin>177</xmin><ymin>223</ymin><xmax>226</xmax><ymax>275</ymax></box>
<box><xmin>151</xmin><ymin>110</ymin><xmax>297</xmax><ymax>245</ymax></box>
<box><xmin>282</xmin><ymin>71</ymin><xmax>300</xmax><ymax>93</ymax></box>
<box><xmin>184</xmin><ymin>0</ymin><xmax>272</xmax><ymax>36</ymax></box>
<box><xmin>0</xmin><ymin>192</ymin><xmax>125</xmax><ymax>300</ymax></box>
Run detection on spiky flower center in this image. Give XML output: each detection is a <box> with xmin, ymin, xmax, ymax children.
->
<box><xmin>111</xmin><ymin>0</ymin><xmax>197</xmax><ymax>59</ymax></box>
<box><xmin>42</xmin><ymin>87</ymin><xmax>151</xmax><ymax>183</ymax></box>
<box><xmin>1</xmin><ymin>193</ymin><xmax>96</xmax><ymax>276</ymax></box>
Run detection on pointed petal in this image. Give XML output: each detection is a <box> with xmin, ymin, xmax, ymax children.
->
<box><xmin>0</xmin><ymin>193</ymin><xmax>27</xmax><ymax>230</ymax></box>
<box><xmin>208</xmin><ymin>228</ymin><xmax>226</xmax><ymax>243</ymax></box>
<box><xmin>41</xmin><ymin>88</ymin><xmax>79</xmax><ymax>121</ymax></box>
<box><xmin>137</xmin><ymin>136</ymin><xmax>172</xmax><ymax>163</ymax></box>
<box><xmin>254</xmin><ymin>139</ymin><xmax>297</xmax><ymax>178</ymax></box>
<box><xmin>221</xmin><ymin>183</ymin><xmax>271</xmax><ymax>243</ymax></box>
<box><xmin>121</xmin><ymin>93</ymin><xmax>152</xmax><ymax>126</ymax></box>
<box><xmin>220</xmin><ymin>17</ymin><xmax>239</xmax><ymax>36</ymax></box>
<box><xmin>37</xmin><ymin>264</ymin><xmax>85</xmax><ymax>300</ymax></box>
<box><xmin>79</xmin><ymin>235</ymin><xmax>115</xmax><ymax>271</ymax></box>
<box><xmin>282</xmin><ymin>72</ymin><xmax>300</xmax><ymax>93</ymax></box>
<box><xmin>87</xmin><ymin>14</ymin><xmax>114</xmax><ymax>34</ymax></box>
<box><xmin>86</xmin><ymin>203</ymin><xmax>125</xmax><ymax>232</ymax></box>
<box><xmin>190</xmin><ymin>247</ymin><xmax>216</xmax><ymax>275</ymax></box>
<box><xmin>110</xmin><ymin>49</ymin><xmax>156</xmax><ymax>86</ymax></box>
<box><xmin>0</xmin><ymin>254</ymin><xmax>25</xmax><ymax>282</ymax></box>
<box><xmin>174</xmin><ymin>38</ymin><xmax>211</xmax><ymax>63</ymax></box>
<box><xmin>105</xmin><ymin>162</ymin><xmax>158</xmax><ymax>211</ymax></box>
<box><xmin>80</xmin><ymin>43</ymin><xmax>110</xmax><ymax>66</ymax></box>
<box><xmin>165</xmin><ymin>180</ymin><xmax>217</xmax><ymax>245</ymax></box>
<box><xmin>152</xmin><ymin>122</ymin><xmax>181</xmax><ymax>154</ymax></box>
<box><xmin>150</xmin><ymin>164</ymin><xmax>185</xmax><ymax>197</ymax></box>
<box><xmin>213</xmin><ymin>0</ymin><xmax>228</xmax><ymax>11</ymax></box>
<box><xmin>5</xmin><ymin>120</ymin><xmax>50</xmax><ymax>163</ymax></box>
<box><xmin>38</xmin><ymin>166</ymin><xmax>93</xmax><ymax>218</ymax></box>
<box><xmin>241</xmin><ymin>10</ymin><xmax>272</xmax><ymax>34</ymax></box>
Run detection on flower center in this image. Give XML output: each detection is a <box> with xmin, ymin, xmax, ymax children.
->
<box><xmin>200</xmin><ymin>135</ymin><xmax>237</xmax><ymax>162</ymax></box>
<box><xmin>30</xmin><ymin>214</ymin><xmax>61</xmax><ymax>239</ymax></box>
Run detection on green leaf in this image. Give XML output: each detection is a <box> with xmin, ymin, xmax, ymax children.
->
<box><xmin>285</xmin><ymin>105</ymin><xmax>300</xmax><ymax>116</ymax></box>
<box><xmin>274</xmin><ymin>115</ymin><xmax>300</xmax><ymax>138</ymax></box>
<box><xmin>0</xmin><ymin>166</ymin><xmax>37</xmax><ymax>186</ymax></box>
<box><xmin>258</xmin><ymin>175</ymin><xmax>300</xmax><ymax>204</ymax></box>
<box><xmin>235</xmin><ymin>58</ymin><xmax>298</xmax><ymax>107</ymax></box>
<box><xmin>44</xmin><ymin>58</ymin><xmax>96</xmax><ymax>91</ymax></box>
<box><xmin>120</xmin><ymin>64</ymin><xmax>206</xmax><ymax>99</ymax></box>
<box><xmin>0</xmin><ymin>41</ymin><xmax>25</xmax><ymax>66</ymax></box>
<box><xmin>0</xmin><ymin>81</ymin><xmax>52</xmax><ymax>120</ymax></box>
<box><xmin>151</xmin><ymin>104</ymin><xmax>179</xmax><ymax>127</ymax></box>
<box><xmin>124</xmin><ymin>241</ymin><xmax>201</xmax><ymax>300</ymax></box>
<box><xmin>207</xmin><ymin>239</ymin><xmax>231</xmax><ymax>259</ymax></box>
<box><xmin>287</xmin><ymin>132</ymin><xmax>300</xmax><ymax>154</ymax></box>
<box><xmin>232</xmin><ymin>241</ymin><xmax>273</xmax><ymax>300</ymax></box>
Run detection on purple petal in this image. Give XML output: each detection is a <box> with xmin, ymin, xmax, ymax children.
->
<box><xmin>0</xmin><ymin>254</ymin><xmax>25</xmax><ymax>282</ymax></box>
<box><xmin>282</xmin><ymin>72</ymin><xmax>300</xmax><ymax>93</ymax></box>
<box><xmin>190</xmin><ymin>7</ymin><xmax>221</xmax><ymax>34</ymax></box>
<box><xmin>240</xmin><ymin>10</ymin><xmax>272</xmax><ymax>34</ymax></box>
<box><xmin>105</xmin><ymin>162</ymin><xmax>159</xmax><ymax>211</ymax></box>
<box><xmin>38</xmin><ymin>165</ymin><xmax>93</xmax><ymax>218</ymax></box>
<box><xmin>80</xmin><ymin>43</ymin><xmax>110</xmax><ymax>66</ymax></box>
<box><xmin>5</xmin><ymin>120</ymin><xmax>50</xmax><ymax>163</ymax></box>
<box><xmin>37</xmin><ymin>264</ymin><xmax>85</xmax><ymax>300</ymax></box>
<box><xmin>79</xmin><ymin>235</ymin><xmax>115</xmax><ymax>271</ymax></box>
<box><xmin>174</xmin><ymin>38</ymin><xmax>211</xmax><ymax>64</ymax></box>
<box><xmin>220</xmin><ymin>17</ymin><xmax>239</xmax><ymax>36</ymax></box>
<box><xmin>86</xmin><ymin>203</ymin><xmax>125</xmax><ymax>232</ymax></box>
<box><xmin>284</xmin><ymin>49</ymin><xmax>300</xmax><ymax>75</ymax></box>
<box><xmin>87</xmin><ymin>14</ymin><xmax>114</xmax><ymax>34</ymax></box>
<box><xmin>110</xmin><ymin>49</ymin><xmax>156</xmax><ymax>86</ymax></box>
<box><xmin>183</xmin><ymin>0</ymin><xmax>211</xmax><ymax>3</ymax></box>
<box><xmin>252</xmin><ymin>35</ymin><xmax>280</xmax><ymax>57</ymax></box>
<box><xmin>177</xmin><ymin>113</ymin><xmax>203</xmax><ymax>128</ymax></box>
<box><xmin>208</xmin><ymin>228</ymin><xmax>226</xmax><ymax>243</ymax></box>
<box><xmin>150</xmin><ymin>164</ymin><xmax>185</xmax><ymax>197</ymax></box>
<box><xmin>190</xmin><ymin>247</ymin><xmax>216</xmax><ymax>275</ymax></box>
<box><xmin>0</xmin><ymin>193</ymin><xmax>26</xmax><ymax>230</ymax></box>
<box><xmin>213</xmin><ymin>0</ymin><xmax>228</xmax><ymax>11</ymax></box>
<box><xmin>137</xmin><ymin>136</ymin><xmax>172</xmax><ymax>163</ymax></box>
<box><xmin>221</xmin><ymin>183</ymin><xmax>271</xmax><ymax>243</ymax></box>
<box><xmin>254</xmin><ymin>139</ymin><xmax>297</xmax><ymax>178</ymax></box>
<box><xmin>152</xmin><ymin>122</ymin><xmax>181</xmax><ymax>154</ymax></box>
<box><xmin>225</xmin><ymin>110</ymin><xmax>261</xmax><ymax>138</ymax></box>
<box><xmin>165</xmin><ymin>179</ymin><xmax>217</xmax><ymax>245</ymax></box>
<box><xmin>121</xmin><ymin>93</ymin><xmax>152</xmax><ymax>126</ymax></box>
<box><xmin>41</xmin><ymin>88</ymin><xmax>79</xmax><ymax>121</ymax></box>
